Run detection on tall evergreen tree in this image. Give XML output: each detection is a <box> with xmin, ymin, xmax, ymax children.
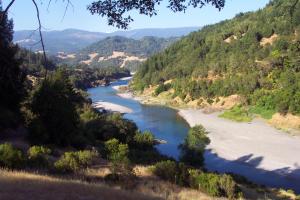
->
<box><xmin>0</xmin><ymin>3</ymin><xmax>25</xmax><ymax>130</ymax></box>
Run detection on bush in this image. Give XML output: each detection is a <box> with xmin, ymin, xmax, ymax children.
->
<box><xmin>219</xmin><ymin>105</ymin><xmax>253</xmax><ymax>122</ymax></box>
<box><xmin>27</xmin><ymin>146</ymin><xmax>51</xmax><ymax>169</ymax></box>
<box><xmin>54</xmin><ymin>150</ymin><xmax>99</xmax><ymax>172</ymax></box>
<box><xmin>0</xmin><ymin>143</ymin><xmax>24</xmax><ymax>169</ymax></box>
<box><xmin>179</xmin><ymin>125</ymin><xmax>210</xmax><ymax>167</ymax></box>
<box><xmin>129</xmin><ymin>148</ymin><xmax>170</xmax><ymax>164</ymax></box>
<box><xmin>189</xmin><ymin>170</ymin><xmax>238</xmax><ymax>199</ymax></box>
<box><xmin>133</xmin><ymin>130</ymin><xmax>155</xmax><ymax>150</ymax></box>
<box><xmin>153</xmin><ymin>160</ymin><xmax>178</xmax><ymax>183</ymax></box>
<box><xmin>104</xmin><ymin>139</ymin><xmax>132</xmax><ymax>176</ymax></box>
<box><xmin>249</xmin><ymin>105</ymin><xmax>275</xmax><ymax>119</ymax></box>
<box><xmin>154</xmin><ymin>83</ymin><xmax>171</xmax><ymax>96</ymax></box>
<box><xmin>219</xmin><ymin>174</ymin><xmax>238</xmax><ymax>200</ymax></box>
<box><xmin>190</xmin><ymin>170</ymin><xmax>221</xmax><ymax>197</ymax></box>
<box><xmin>152</xmin><ymin>160</ymin><xmax>189</xmax><ymax>186</ymax></box>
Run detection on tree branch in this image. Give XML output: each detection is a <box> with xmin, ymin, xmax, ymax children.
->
<box><xmin>0</xmin><ymin>0</ymin><xmax>16</xmax><ymax>24</ymax></box>
<box><xmin>32</xmin><ymin>0</ymin><xmax>48</xmax><ymax>78</ymax></box>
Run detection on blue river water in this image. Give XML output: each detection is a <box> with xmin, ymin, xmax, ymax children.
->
<box><xmin>88</xmin><ymin>79</ymin><xmax>190</xmax><ymax>159</ymax></box>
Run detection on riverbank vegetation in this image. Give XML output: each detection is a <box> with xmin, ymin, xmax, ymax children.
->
<box><xmin>219</xmin><ymin>105</ymin><xmax>253</xmax><ymax>122</ymax></box>
<box><xmin>133</xmin><ymin>0</ymin><xmax>300</xmax><ymax>128</ymax></box>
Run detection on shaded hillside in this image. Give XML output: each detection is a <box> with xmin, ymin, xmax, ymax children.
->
<box><xmin>134</xmin><ymin>0</ymin><xmax>300</xmax><ymax>117</ymax></box>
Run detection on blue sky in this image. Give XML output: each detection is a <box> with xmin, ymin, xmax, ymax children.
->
<box><xmin>4</xmin><ymin>0</ymin><xmax>270</xmax><ymax>32</ymax></box>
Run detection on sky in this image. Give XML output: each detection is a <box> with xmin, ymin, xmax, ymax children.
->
<box><xmin>4</xmin><ymin>0</ymin><xmax>270</xmax><ymax>32</ymax></box>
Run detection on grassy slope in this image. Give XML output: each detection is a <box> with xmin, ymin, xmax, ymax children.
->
<box><xmin>0</xmin><ymin>170</ymin><xmax>159</xmax><ymax>200</ymax></box>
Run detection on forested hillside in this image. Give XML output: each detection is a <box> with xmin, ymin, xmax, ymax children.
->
<box><xmin>134</xmin><ymin>0</ymin><xmax>300</xmax><ymax>116</ymax></box>
<box><xmin>61</xmin><ymin>36</ymin><xmax>177</xmax><ymax>70</ymax></box>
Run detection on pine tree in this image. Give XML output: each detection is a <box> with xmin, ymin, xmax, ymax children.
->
<box><xmin>0</xmin><ymin>3</ymin><xmax>25</xmax><ymax>129</ymax></box>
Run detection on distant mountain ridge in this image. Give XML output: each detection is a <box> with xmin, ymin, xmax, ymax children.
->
<box><xmin>58</xmin><ymin>36</ymin><xmax>178</xmax><ymax>70</ymax></box>
<box><xmin>14</xmin><ymin>27</ymin><xmax>200</xmax><ymax>54</ymax></box>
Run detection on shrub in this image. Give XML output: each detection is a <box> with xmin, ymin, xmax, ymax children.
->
<box><xmin>129</xmin><ymin>148</ymin><xmax>170</xmax><ymax>164</ymax></box>
<box><xmin>0</xmin><ymin>143</ymin><xmax>24</xmax><ymax>169</ymax></box>
<box><xmin>154</xmin><ymin>83</ymin><xmax>171</xmax><ymax>96</ymax></box>
<box><xmin>105</xmin><ymin>113</ymin><xmax>137</xmax><ymax>143</ymax></box>
<box><xmin>152</xmin><ymin>160</ymin><xmax>189</xmax><ymax>186</ymax></box>
<box><xmin>27</xmin><ymin>146</ymin><xmax>51</xmax><ymax>169</ymax></box>
<box><xmin>179</xmin><ymin>125</ymin><xmax>210</xmax><ymax>167</ymax></box>
<box><xmin>153</xmin><ymin>160</ymin><xmax>178</xmax><ymax>183</ymax></box>
<box><xmin>133</xmin><ymin>130</ymin><xmax>155</xmax><ymax>150</ymax></box>
<box><xmin>219</xmin><ymin>105</ymin><xmax>253</xmax><ymax>122</ymax></box>
<box><xmin>189</xmin><ymin>170</ymin><xmax>238</xmax><ymax>199</ymax></box>
<box><xmin>54</xmin><ymin>150</ymin><xmax>99</xmax><ymax>172</ymax></box>
<box><xmin>190</xmin><ymin>171</ymin><xmax>221</xmax><ymax>197</ymax></box>
<box><xmin>219</xmin><ymin>174</ymin><xmax>238</xmax><ymax>200</ymax></box>
<box><xmin>104</xmin><ymin>139</ymin><xmax>132</xmax><ymax>176</ymax></box>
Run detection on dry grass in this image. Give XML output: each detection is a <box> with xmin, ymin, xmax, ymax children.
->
<box><xmin>81</xmin><ymin>53</ymin><xmax>99</xmax><ymax>65</ymax></box>
<box><xmin>0</xmin><ymin>169</ymin><xmax>160</xmax><ymax>200</ymax></box>
<box><xmin>260</xmin><ymin>34</ymin><xmax>278</xmax><ymax>46</ymax></box>
<box><xmin>269</xmin><ymin>113</ymin><xmax>300</xmax><ymax>133</ymax></box>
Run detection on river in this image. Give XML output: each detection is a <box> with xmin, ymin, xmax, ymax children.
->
<box><xmin>88</xmin><ymin>79</ymin><xmax>190</xmax><ymax>159</ymax></box>
<box><xmin>88</xmin><ymin>78</ymin><xmax>300</xmax><ymax>193</ymax></box>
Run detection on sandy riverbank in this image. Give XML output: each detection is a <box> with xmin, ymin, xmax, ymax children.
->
<box><xmin>178</xmin><ymin>109</ymin><xmax>300</xmax><ymax>181</ymax></box>
<box><xmin>114</xmin><ymin>85</ymin><xmax>300</xmax><ymax>190</ymax></box>
<box><xmin>93</xmin><ymin>101</ymin><xmax>133</xmax><ymax>114</ymax></box>
<box><xmin>114</xmin><ymin>84</ymin><xmax>300</xmax><ymax>172</ymax></box>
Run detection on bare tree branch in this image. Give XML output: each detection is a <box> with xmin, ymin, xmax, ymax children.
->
<box><xmin>3</xmin><ymin>0</ymin><xmax>16</xmax><ymax>14</ymax></box>
<box><xmin>0</xmin><ymin>0</ymin><xmax>16</xmax><ymax>24</ymax></box>
<box><xmin>32</xmin><ymin>0</ymin><xmax>48</xmax><ymax>78</ymax></box>
<box><xmin>61</xmin><ymin>0</ymin><xmax>74</xmax><ymax>22</ymax></box>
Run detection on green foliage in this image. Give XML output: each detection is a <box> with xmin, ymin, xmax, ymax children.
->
<box><xmin>152</xmin><ymin>160</ymin><xmax>189</xmax><ymax>186</ymax></box>
<box><xmin>133</xmin><ymin>130</ymin><xmax>155</xmax><ymax>150</ymax></box>
<box><xmin>133</xmin><ymin>0</ymin><xmax>300</xmax><ymax>115</ymax></box>
<box><xmin>28</xmin><ymin>70</ymin><xmax>83</xmax><ymax>146</ymax></box>
<box><xmin>189</xmin><ymin>170</ymin><xmax>238</xmax><ymax>199</ymax></box>
<box><xmin>128</xmin><ymin>148</ymin><xmax>170</xmax><ymax>165</ymax></box>
<box><xmin>105</xmin><ymin>139</ymin><xmax>132</xmax><ymax>175</ymax></box>
<box><xmin>154</xmin><ymin>83</ymin><xmax>172</xmax><ymax>96</ymax></box>
<box><xmin>153</xmin><ymin>160</ymin><xmax>177</xmax><ymax>182</ymax></box>
<box><xmin>0</xmin><ymin>143</ymin><xmax>24</xmax><ymax>169</ymax></box>
<box><xmin>66</xmin><ymin>66</ymin><xmax>130</xmax><ymax>90</ymax></box>
<box><xmin>54</xmin><ymin>150</ymin><xmax>99</xmax><ymax>172</ymax></box>
<box><xmin>104</xmin><ymin>113</ymin><xmax>137</xmax><ymax>143</ymax></box>
<box><xmin>27</xmin><ymin>146</ymin><xmax>52</xmax><ymax>169</ymax></box>
<box><xmin>249</xmin><ymin>105</ymin><xmax>276</xmax><ymax>119</ymax></box>
<box><xmin>0</xmin><ymin>8</ymin><xmax>25</xmax><ymax>130</ymax></box>
<box><xmin>219</xmin><ymin>105</ymin><xmax>253</xmax><ymax>122</ymax></box>
<box><xmin>179</xmin><ymin>125</ymin><xmax>210</xmax><ymax>167</ymax></box>
<box><xmin>190</xmin><ymin>170</ymin><xmax>221</xmax><ymax>196</ymax></box>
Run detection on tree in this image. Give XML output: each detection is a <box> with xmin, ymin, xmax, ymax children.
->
<box><xmin>28</xmin><ymin>70</ymin><xmax>82</xmax><ymax>146</ymax></box>
<box><xmin>179</xmin><ymin>125</ymin><xmax>210</xmax><ymax>167</ymax></box>
<box><xmin>0</xmin><ymin>4</ymin><xmax>25</xmax><ymax>130</ymax></box>
<box><xmin>105</xmin><ymin>138</ymin><xmax>132</xmax><ymax>176</ymax></box>
<box><xmin>88</xmin><ymin>0</ymin><xmax>225</xmax><ymax>28</ymax></box>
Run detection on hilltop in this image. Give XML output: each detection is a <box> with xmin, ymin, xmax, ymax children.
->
<box><xmin>58</xmin><ymin>36</ymin><xmax>177</xmax><ymax>70</ymax></box>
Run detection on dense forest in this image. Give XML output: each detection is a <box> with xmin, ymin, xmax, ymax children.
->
<box><xmin>133</xmin><ymin>0</ymin><xmax>300</xmax><ymax>116</ymax></box>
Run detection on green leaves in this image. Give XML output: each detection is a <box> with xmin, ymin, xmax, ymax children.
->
<box><xmin>179</xmin><ymin>125</ymin><xmax>210</xmax><ymax>167</ymax></box>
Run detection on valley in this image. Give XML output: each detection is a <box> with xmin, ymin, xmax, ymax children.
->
<box><xmin>1</xmin><ymin>0</ymin><xmax>300</xmax><ymax>199</ymax></box>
